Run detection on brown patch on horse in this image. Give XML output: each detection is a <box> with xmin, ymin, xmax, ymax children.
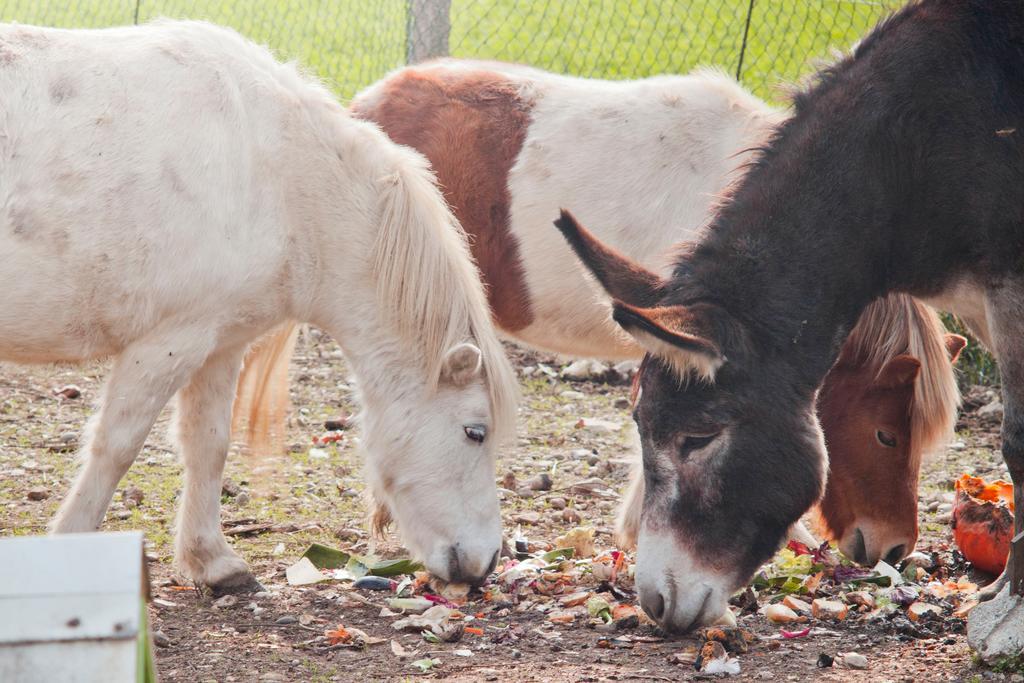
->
<box><xmin>353</xmin><ymin>67</ymin><xmax>536</xmax><ymax>332</ymax></box>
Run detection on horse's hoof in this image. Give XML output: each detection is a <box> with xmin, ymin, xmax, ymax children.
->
<box><xmin>207</xmin><ymin>571</ymin><xmax>264</xmax><ymax>597</ymax></box>
<box><xmin>978</xmin><ymin>572</ymin><xmax>1008</xmax><ymax>602</ymax></box>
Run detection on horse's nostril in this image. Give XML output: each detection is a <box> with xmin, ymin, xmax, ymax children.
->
<box><xmin>642</xmin><ymin>591</ymin><xmax>666</xmax><ymax>621</ymax></box>
<box><xmin>446</xmin><ymin>546</ymin><xmax>499</xmax><ymax>585</ymax></box>
<box><xmin>884</xmin><ymin>544</ymin><xmax>906</xmax><ymax>566</ymax></box>
<box><xmin>852</xmin><ymin>528</ymin><xmax>867</xmax><ymax>565</ymax></box>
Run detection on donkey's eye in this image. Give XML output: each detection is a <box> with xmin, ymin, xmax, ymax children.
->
<box><xmin>680</xmin><ymin>432</ymin><xmax>719</xmax><ymax>456</ymax></box>
<box><xmin>876</xmin><ymin>430</ymin><xmax>897</xmax><ymax>448</ymax></box>
<box><xmin>464</xmin><ymin>424</ymin><xmax>487</xmax><ymax>444</ymax></box>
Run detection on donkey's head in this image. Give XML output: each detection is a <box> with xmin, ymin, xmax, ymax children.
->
<box><xmin>555</xmin><ymin>210</ymin><xmax>828</xmax><ymax>631</ymax></box>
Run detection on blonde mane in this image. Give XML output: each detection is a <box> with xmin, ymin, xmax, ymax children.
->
<box><xmin>369</xmin><ymin>147</ymin><xmax>519</xmax><ymax>443</ymax></box>
<box><xmin>232</xmin><ymin>147</ymin><xmax>518</xmax><ymax>457</ymax></box>
<box><xmin>843</xmin><ymin>293</ymin><xmax>961</xmax><ymax>460</ymax></box>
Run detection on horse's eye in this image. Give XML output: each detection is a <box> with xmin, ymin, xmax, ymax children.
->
<box><xmin>680</xmin><ymin>432</ymin><xmax>719</xmax><ymax>457</ymax></box>
<box><xmin>464</xmin><ymin>424</ymin><xmax>487</xmax><ymax>444</ymax></box>
<box><xmin>876</xmin><ymin>430</ymin><xmax>897</xmax><ymax>448</ymax></box>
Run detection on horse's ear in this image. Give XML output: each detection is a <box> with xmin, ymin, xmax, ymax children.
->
<box><xmin>944</xmin><ymin>334</ymin><xmax>967</xmax><ymax>364</ymax></box>
<box><xmin>876</xmin><ymin>354</ymin><xmax>921</xmax><ymax>389</ymax></box>
<box><xmin>553</xmin><ymin>209</ymin><xmax>663</xmax><ymax>306</ymax></box>
<box><xmin>441</xmin><ymin>342</ymin><xmax>483</xmax><ymax>386</ymax></box>
<box><xmin>611</xmin><ymin>301</ymin><xmax>723</xmax><ymax>380</ymax></box>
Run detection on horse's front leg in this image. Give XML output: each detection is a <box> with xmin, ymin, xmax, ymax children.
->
<box><xmin>967</xmin><ymin>283</ymin><xmax>1024</xmax><ymax>661</ymax></box>
<box><xmin>51</xmin><ymin>330</ymin><xmax>211</xmax><ymax>534</ymax></box>
<box><xmin>174</xmin><ymin>345</ymin><xmax>262</xmax><ymax>596</ymax></box>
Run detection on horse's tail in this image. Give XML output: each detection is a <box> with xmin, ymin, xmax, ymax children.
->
<box><xmin>232</xmin><ymin>322</ymin><xmax>300</xmax><ymax>456</ymax></box>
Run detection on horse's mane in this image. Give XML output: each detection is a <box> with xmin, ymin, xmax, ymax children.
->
<box><xmin>842</xmin><ymin>294</ymin><xmax>960</xmax><ymax>461</ymax></box>
<box><xmin>371</xmin><ymin>145</ymin><xmax>519</xmax><ymax>443</ymax></box>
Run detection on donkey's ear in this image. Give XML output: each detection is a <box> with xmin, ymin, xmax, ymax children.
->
<box><xmin>611</xmin><ymin>301</ymin><xmax>723</xmax><ymax>380</ymax></box>
<box><xmin>944</xmin><ymin>334</ymin><xmax>968</xmax><ymax>364</ymax></box>
<box><xmin>876</xmin><ymin>354</ymin><xmax>921</xmax><ymax>389</ymax></box>
<box><xmin>441</xmin><ymin>342</ymin><xmax>483</xmax><ymax>386</ymax></box>
<box><xmin>553</xmin><ymin>209</ymin><xmax>663</xmax><ymax>306</ymax></box>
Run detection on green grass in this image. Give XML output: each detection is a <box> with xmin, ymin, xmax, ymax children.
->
<box><xmin>2</xmin><ymin>0</ymin><xmax>898</xmax><ymax>102</ymax></box>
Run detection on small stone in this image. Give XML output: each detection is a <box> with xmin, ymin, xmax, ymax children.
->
<box><xmin>152</xmin><ymin>630</ymin><xmax>171</xmax><ymax>648</ymax></box>
<box><xmin>275</xmin><ymin>615</ymin><xmax>298</xmax><ymax>625</ymax></box>
<box><xmin>667</xmin><ymin>647</ymin><xmax>698</xmax><ymax>666</ymax></box>
<box><xmin>561</xmin><ymin>359</ymin><xmax>609</xmax><ymax>380</ymax></box>
<box><xmin>221</xmin><ymin>479</ymin><xmax>241</xmax><ymax>497</ymax></box>
<box><xmin>53</xmin><ymin>385</ymin><xmax>82</xmax><ymax>399</ymax></box>
<box><xmin>501</xmin><ymin>472</ymin><xmax>516</xmax><ymax>490</ymax></box>
<box><xmin>812</xmin><ymin>598</ymin><xmax>848</xmax><ymax>621</ymax></box>
<box><xmin>570</xmin><ymin>448</ymin><xmax>593</xmax><ymax>459</ymax></box>
<box><xmin>26</xmin><ymin>488</ymin><xmax>50</xmax><ymax>501</ymax></box>
<box><xmin>324</xmin><ymin>417</ymin><xmax>349</xmax><ymax>431</ymax></box>
<box><xmin>213</xmin><ymin>594</ymin><xmax>238</xmax><ymax>609</ymax></box>
<box><xmin>842</xmin><ymin>652</ymin><xmax>868</xmax><ymax>669</ymax></box>
<box><xmin>978</xmin><ymin>399</ymin><xmax>1004</xmax><ymax>417</ymax></box>
<box><xmin>234</xmin><ymin>491</ymin><xmax>250</xmax><ymax>506</ymax></box>
<box><xmin>122</xmin><ymin>486</ymin><xmax>144</xmax><ymax>507</ymax></box>
<box><xmin>549</xmin><ymin>497</ymin><xmax>567</xmax><ymax>510</ymax></box>
<box><xmin>576</xmin><ymin>418</ymin><xmax>622</xmax><ymax>434</ymax></box>
<box><xmin>561</xmin><ymin>508</ymin><xmax>581</xmax><ymax>524</ymax></box>
<box><xmin>613</xmin><ymin>397</ymin><xmax>631</xmax><ymax>410</ymax></box>
<box><xmin>59</xmin><ymin>431</ymin><xmax>77</xmax><ymax>445</ymax></box>
<box><xmin>560</xmin><ymin>390</ymin><xmax>585</xmax><ymax>400</ymax></box>
<box><xmin>513</xmin><ymin>512</ymin><xmax>541</xmax><ymax>525</ymax></box>
<box><xmin>764</xmin><ymin>603</ymin><xmax>801</xmax><ymax>624</ymax></box>
<box><xmin>613</xmin><ymin>360</ymin><xmax>640</xmax><ymax>378</ymax></box>
<box><xmin>526</xmin><ymin>473</ymin><xmax>553</xmax><ymax>491</ymax></box>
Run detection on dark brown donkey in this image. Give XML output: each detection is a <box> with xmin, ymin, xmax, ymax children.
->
<box><xmin>556</xmin><ymin>0</ymin><xmax>1023</xmax><ymax>633</ymax></box>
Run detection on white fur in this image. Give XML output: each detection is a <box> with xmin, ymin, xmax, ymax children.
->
<box><xmin>501</xmin><ymin>67</ymin><xmax>783</xmax><ymax>358</ymax></box>
<box><xmin>0</xmin><ymin>21</ymin><xmax>514</xmax><ymax>586</ymax></box>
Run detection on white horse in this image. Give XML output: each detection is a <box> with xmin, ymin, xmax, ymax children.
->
<box><xmin>0</xmin><ymin>21</ymin><xmax>516</xmax><ymax>592</ymax></box>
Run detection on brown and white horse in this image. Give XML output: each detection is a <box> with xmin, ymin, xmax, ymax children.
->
<box><xmin>239</xmin><ymin>61</ymin><xmax>963</xmax><ymax>566</ymax></box>
<box><xmin>557</xmin><ymin>0</ymin><xmax>1023</xmax><ymax>631</ymax></box>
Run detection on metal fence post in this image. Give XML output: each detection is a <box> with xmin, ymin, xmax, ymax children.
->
<box><xmin>735</xmin><ymin>0</ymin><xmax>756</xmax><ymax>82</ymax></box>
<box><xmin>406</xmin><ymin>0</ymin><xmax>451</xmax><ymax>64</ymax></box>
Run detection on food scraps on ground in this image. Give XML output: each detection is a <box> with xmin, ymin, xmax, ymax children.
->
<box><xmin>952</xmin><ymin>473</ymin><xmax>1014</xmax><ymax>574</ymax></box>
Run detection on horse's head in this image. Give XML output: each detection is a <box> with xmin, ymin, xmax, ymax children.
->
<box><xmin>555</xmin><ymin>210</ymin><xmax>827</xmax><ymax>631</ymax></box>
<box><xmin>361</xmin><ymin>341</ymin><xmax>511</xmax><ymax>585</ymax></box>
<box><xmin>816</xmin><ymin>333</ymin><xmax>965</xmax><ymax>566</ymax></box>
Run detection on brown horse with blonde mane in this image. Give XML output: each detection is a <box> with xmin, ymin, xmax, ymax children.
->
<box><xmin>236</xmin><ymin>59</ymin><xmax>964</xmax><ymax>567</ymax></box>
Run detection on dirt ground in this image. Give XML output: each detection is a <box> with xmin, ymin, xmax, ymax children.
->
<box><xmin>0</xmin><ymin>328</ymin><xmax>1016</xmax><ymax>682</ymax></box>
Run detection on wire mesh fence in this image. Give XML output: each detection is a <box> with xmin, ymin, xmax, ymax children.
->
<box><xmin>0</xmin><ymin>0</ymin><xmax>901</xmax><ymax>101</ymax></box>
